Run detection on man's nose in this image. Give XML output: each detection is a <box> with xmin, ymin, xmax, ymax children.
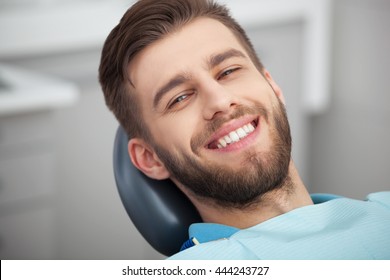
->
<box><xmin>201</xmin><ymin>81</ymin><xmax>238</xmax><ymax>120</ymax></box>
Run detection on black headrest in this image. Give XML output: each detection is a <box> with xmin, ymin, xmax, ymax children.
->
<box><xmin>113</xmin><ymin>126</ymin><xmax>202</xmax><ymax>256</ymax></box>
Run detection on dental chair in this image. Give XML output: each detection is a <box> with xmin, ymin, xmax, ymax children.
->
<box><xmin>113</xmin><ymin>126</ymin><xmax>202</xmax><ymax>256</ymax></box>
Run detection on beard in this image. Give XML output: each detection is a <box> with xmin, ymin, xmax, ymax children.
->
<box><xmin>150</xmin><ymin>97</ymin><xmax>292</xmax><ymax>209</ymax></box>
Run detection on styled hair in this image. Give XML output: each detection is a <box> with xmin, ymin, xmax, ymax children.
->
<box><xmin>99</xmin><ymin>0</ymin><xmax>263</xmax><ymax>140</ymax></box>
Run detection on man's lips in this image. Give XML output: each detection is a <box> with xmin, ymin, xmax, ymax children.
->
<box><xmin>206</xmin><ymin>117</ymin><xmax>259</xmax><ymax>150</ymax></box>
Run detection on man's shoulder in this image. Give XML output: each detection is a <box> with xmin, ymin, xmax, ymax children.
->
<box><xmin>366</xmin><ymin>191</ymin><xmax>390</xmax><ymax>210</ymax></box>
<box><xmin>168</xmin><ymin>192</ymin><xmax>390</xmax><ymax>260</ymax></box>
<box><xmin>167</xmin><ymin>239</ymin><xmax>241</xmax><ymax>260</ymax></box>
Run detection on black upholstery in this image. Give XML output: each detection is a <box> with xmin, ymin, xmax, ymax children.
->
<box><xmin>113</xmin><ymin>126</ymin><xmax>202</xmax><ymax>256</ymax></box>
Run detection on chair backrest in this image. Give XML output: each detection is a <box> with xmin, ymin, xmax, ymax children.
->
<box><xmin>113</xmin><ymin>126</ymin><xmax>202</xmax><ymax>256</ymax></box>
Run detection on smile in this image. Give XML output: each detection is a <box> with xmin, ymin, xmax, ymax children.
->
<box><xmin>207</xmin><ymin>118</ymin><xmax>259</xmax><ymax>150</ymax></box>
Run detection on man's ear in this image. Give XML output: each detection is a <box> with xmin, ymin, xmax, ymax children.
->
<box><xmin>128</xmin><ymin>138</ymin><xmax>170</xmax><ymax>180</ymax></box>
<box><xmin>263</xmin><ymin>69</ymin><xmax>286</xmax><ymax>105</ymax></box>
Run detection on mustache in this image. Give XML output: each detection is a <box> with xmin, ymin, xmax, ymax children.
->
<box><xmin>190</xmin><ymin>103</ymin><xmax>269</xmax><ymax>153</ymax></box>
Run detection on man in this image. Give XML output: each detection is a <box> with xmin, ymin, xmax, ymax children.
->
<box><xmin>99</xmin><ymin>0</ymin><xmax>390</xmax><ymax>259</ymax></box>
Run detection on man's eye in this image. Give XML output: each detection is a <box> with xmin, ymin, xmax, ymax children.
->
<box><xmin>218</xmin><ymin>67</ymin><xmax>239</xmax><ymax>80</ymax></box>
<box><xmin>175</xmin><ymin>95</ymin><xmax>188</xmax><ymax>103</ymax></box>
<box><xmin>168</xmin><ymin>93</ymin><xmax>190</xmax><ymax>109</ymax></box>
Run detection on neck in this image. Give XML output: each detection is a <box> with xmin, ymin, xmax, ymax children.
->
<box><xmin>180</xmin><ymin>161</ymin><xmax>313</xmax><ymax>229</ymax></box>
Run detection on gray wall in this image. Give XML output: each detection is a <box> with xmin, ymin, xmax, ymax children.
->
<box><xmin>1</xmin><ymin>49</ymin><xmax>164</xmax><ymax>259</ymax></box>
<box><xmin>310</xmin><ymin>0</ymin><xmax>390</xmax><ymax>199</ymax></box>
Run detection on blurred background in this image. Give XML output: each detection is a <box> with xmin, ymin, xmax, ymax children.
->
<box><xmin>0</xmin><ymin>0</ymin><xmax>389</xmax><ymax>260</ymax></box>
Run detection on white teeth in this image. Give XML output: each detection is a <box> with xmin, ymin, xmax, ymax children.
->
<box><xmin>229</xmin><ymin>131</ymin><xmax>240</xmax><ymax>142</ymax></box>
<box><xmin>236</xmin><ymin>128</ymin><xmax>246</xmax><ymax>139</ymax></box>
<box><xmin>246</xmin><ymin>124</ymin><xmax>254</xmax><ymax>133</ymax></box>
<box><xmin>215</xmin><ymin>122</ymin><xmax>256</xmax><ymax>149</ymax></box>
<box><xmin>218</xmin><ymin>138</ymin><xmax>227</xmax><ymax>148</ymax></box>
<box><xmin>224</xmin><ymin>135</ymin><xmax>232</xmax><ymax>144</ymax></box>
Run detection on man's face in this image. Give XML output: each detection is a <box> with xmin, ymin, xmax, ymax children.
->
<box><xmin>129</xmin><ymin>18</ymin><xmax>291</xmax><ymax>208</ymax></box>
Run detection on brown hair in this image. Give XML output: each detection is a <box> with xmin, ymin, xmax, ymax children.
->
<box><xmin>99</xmin><ymin>0</ymin><xmax>263</xmax><ymax>140</ymax></box>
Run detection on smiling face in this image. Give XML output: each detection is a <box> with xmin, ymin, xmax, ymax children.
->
<box><xmin>128</xmin><ymin>18</ymin><xmax>292</xmax><ymax>208</ymax></box>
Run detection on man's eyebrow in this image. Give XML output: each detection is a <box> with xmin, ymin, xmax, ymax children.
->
<box><xmin>208</xmin><ymin>48</ymin><xmax>246</xmax><ymax>69</ymax></box>
<box><xmin>153</xmin><ymin>74</ymin><xmax>189</xmax><ymax>109</ymax></box>
<box><xmin>152</xmin><ymin>49</ymin><xmax>246</xmax><ymax>109</ymax></box>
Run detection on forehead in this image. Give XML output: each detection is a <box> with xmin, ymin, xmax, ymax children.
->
<box><xmin>128</xmin><ymin>17</ymin><xmax>247</xmax><ymax>98</ymax></box>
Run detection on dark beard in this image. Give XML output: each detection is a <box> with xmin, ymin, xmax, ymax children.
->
<box><xmin>151</xmin><ymin>98</ymin><xmax>292</xmax><ymax>209</ymax></box>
